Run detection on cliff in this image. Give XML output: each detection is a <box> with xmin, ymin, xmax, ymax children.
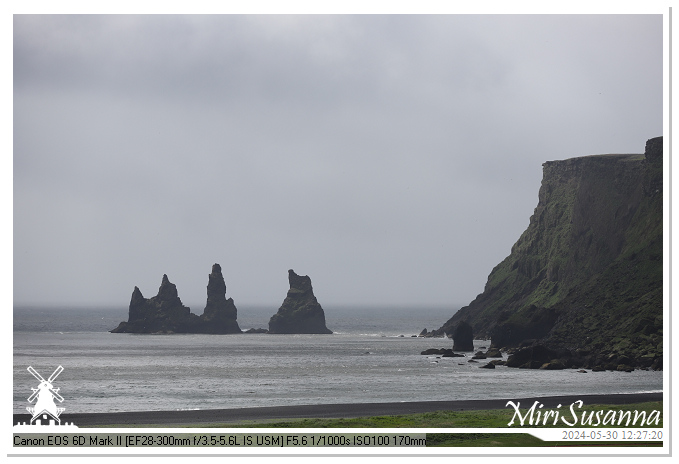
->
<box><xmin>434</xmin><ymin>137</ymin><xmax>663</xmax><ymax>369</ymax></box>
<box><xmin>268</xmin><ymin>269</ymin><xmax>332</xmax><ymax>334</ymax></box>
<box><xmin>110</xmin><ymin>263</ymin><xmax>241</xmax><ymax>334</ymax></box>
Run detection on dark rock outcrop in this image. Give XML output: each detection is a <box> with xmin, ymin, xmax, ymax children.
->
<box><xmin>420</xmin><ymin>348</ymin><xmax>464</xmax><ymax>357</ymax></box>
<box><xmin>111</xmin><ymin>264</ymin><xmax>241</xmax><ymax>334</ymax></box>
<box><xmin>111</xmin><ymin>274</ymin><xmax>197</xmax><ymax>333</ymax></box>
<box><xmin>452</xmin><ymin>321</ymin><xmax>474</xmax><ymax>351</ymax></box>
<box><xmin>505</xmin><ymin>345</ymin><xmax>560</xmax><ymax>369</ymax></box>
<box><xmin>431</xmin><ymin>137</ymin><xmax>663</xmax><ymax>370</ymax></box>
<box><xmin>244</xmin><ymin>328</ymin><xmax>268</xmax><ymax>334</ymax></box>
<box><xmin>420</xmin><ymin>348</ymin><xmax>441</xmax><ymax>355</ymax></box>
<box><xmin>540</xmin><ymin>361</ymin><xmax>566</xmax><ymax>370</ymax></box>
<box><xmin>199</xmin><ymin>264</ymin><xmax>241</xmax><ymax>334</ymax></box>
<box><xmin>485</xmin><ymin>348</ymin><xmax>503</xmax><ymax>358</ymax></box>
<box><xmin>268</xmin><ymin>269</ymin><xmax>332</xmax><ymax>334</ymax></box>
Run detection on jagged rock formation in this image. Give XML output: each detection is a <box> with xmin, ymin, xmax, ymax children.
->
<box><xmin>433</xmin><ymin>137</ymin><xmax>663</xmax><ymax>370</ymax></box>
<box><xmin>199</xmin><ymin>264</ymin><xmax>241</xmax><ymax>334</ymax></box>
<box><xmin>110</xmin><ymin>274</ymin><xmax>197</xmax><ymax>333</ymax></box>
<box><xmin>420</xmin><ymin>348</ymin><xmax>464</xmax><ymax>357</ymax></box>
<box><xmin>505</xmin><ymin>345</ymin><xmax>562</xmax><ymax>369</ymax></box>
<box><xmin>451</xmin><ymin>321</ymin><xmax>474</xmax><ymax>351</ymax></box>
<box><xmin>485</xmin><ymin>348</ymin><xmax>502</xmax><ymax>358</ymax></box>
<box><xmin>244</xmin><ymin>328</ymin><xmax>268</xmax><ymax>333</ymax></box>
<box><xmin>268</xmin><ymin>269</ymin><xmax>332</xmax><ymax>334</ymax></box>
<box><xmin>110</xmin><ymin>264</ymin><xmax>241</xmax><ymax>334</ymax></box>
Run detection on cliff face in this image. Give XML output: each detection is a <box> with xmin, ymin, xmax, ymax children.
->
<box><xmin>436</xmin><ymin>137</ymin><xmax>662</xmax><ymax>368</ymax></box>
<box><xmin>111</xmin><ymin>263</ymin><xmax>241</xmax><ymax>334</ymax></box>
<box><xmin>268</xmin><ymin>270</ymin><xmax>332</xmax><ymax>334</ymax></box>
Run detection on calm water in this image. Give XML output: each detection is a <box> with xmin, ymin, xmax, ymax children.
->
<box><xmin>13</xmin><ymin>306</ymin><xmax>663</xmax><ymax>414</ymax></box>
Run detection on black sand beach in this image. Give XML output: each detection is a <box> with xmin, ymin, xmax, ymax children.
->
<box><xmin>14</xmin><ymin>392</ymin><xmax>662</xmax><ymax>427</ymax></box>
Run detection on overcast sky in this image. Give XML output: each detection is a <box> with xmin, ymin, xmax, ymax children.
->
<box><xmin>13</xmin><ymin>14</ymin><xmax>663</xmax><ymax>310</ymax></box>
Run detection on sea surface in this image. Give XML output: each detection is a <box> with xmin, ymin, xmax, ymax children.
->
<box><xmin>13</xmin><ymin>306</ymin><xmax>663</xmax><ymax>414</ymax></box>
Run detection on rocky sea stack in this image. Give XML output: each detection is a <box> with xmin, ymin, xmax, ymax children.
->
<box><xmin>432</xmin><ymin>137</ymin><xmax>663</xmax><ymax>371</ymax></box>
<box><xmin>110</xmin><ymin>263</ymin><xmax>241</xmax><ymax>334</ymax></box>
<box><xmin>200</xmin><ymin>263</ymin><xmax>242</xmax><ymax>334</ymax></box>
<box><xmin>268</xmin><ymin>269</ymin><xmax>332</xmax><ymax>334</ymax></box>
<box><xmin>452</xmin><ymin>321</ymin><xmax>474</xmax><ymax>351</ymax></box>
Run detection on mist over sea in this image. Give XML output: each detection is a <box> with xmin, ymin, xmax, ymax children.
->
<box><xmin>13</xmin><ymin>306</ymin><xmax>662</xmax><ymax>414</ymax></box>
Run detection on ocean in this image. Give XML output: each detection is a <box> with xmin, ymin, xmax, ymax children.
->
<box><xmin>13</xmin><ymin>306</ymin><xmax>663</xmax><ymax>415</ymax></box>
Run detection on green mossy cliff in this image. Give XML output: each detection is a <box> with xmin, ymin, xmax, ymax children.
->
<box><xmin>435</xmin><ymin>137</ymin><xmax>662</xmax><ymax>369</ymax></box>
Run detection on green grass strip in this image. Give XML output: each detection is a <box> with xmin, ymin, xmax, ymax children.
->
<box><xmin>97</xmin><ymin>401</ymin><xmax>662</xmax><ymax>430</ymax></box>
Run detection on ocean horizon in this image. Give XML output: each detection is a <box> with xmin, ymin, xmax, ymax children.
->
<box><xmin>13</xmin><ymin>304</ymin><xmax>459</xmax><ymax>336</ymax></box>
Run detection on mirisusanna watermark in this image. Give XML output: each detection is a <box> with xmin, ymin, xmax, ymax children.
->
<box><xmin>505</xmin><ymin>400</ymin><xmax>661</xmax><ymax>427</ymax></box>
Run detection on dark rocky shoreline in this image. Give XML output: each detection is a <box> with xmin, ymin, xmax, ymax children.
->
<box><xmin>419</xmin><ymin>340</ymin><xmax>662</xmax><ymax>372</ymax></box>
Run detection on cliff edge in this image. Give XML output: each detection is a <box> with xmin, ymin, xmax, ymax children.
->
<box><xmin>434</xmin><ymin>137</ymin><xmax>663</xmax><ymax>370</ymax></box>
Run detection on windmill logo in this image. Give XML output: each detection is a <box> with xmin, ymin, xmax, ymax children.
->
<box><xmin>15</xmin><ymin>365</ymin><xmax>77</xmax><ymax>427</ymax></box>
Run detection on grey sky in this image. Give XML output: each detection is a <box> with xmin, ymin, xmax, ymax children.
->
<box><xmin>13</xmin><ymin>14</ymin><xmax>663</xmax><ymax>309</ymax></box>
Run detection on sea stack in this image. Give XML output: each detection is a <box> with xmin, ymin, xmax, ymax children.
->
<box><xmin>199</xmin><ymin>263</ymin><xmax>242</xmax><ymax>334</ymax></box>
<box><xmin>452</xmin><ymin>320</ymin><xmax>474</xmax><ymax>351</ymax></box>
<box><xmin>110</xmin><ymin>263</ymin><xmax>242</xmax><ymax>334</ymax></box>
<box><xmin>268</xmin><ymin>269</ymin><xmax>332</xmax><ymax>334</ymax></box>
<box><xmin>111</xmin><ymin>274</ymin><xmax>196</xmax><ymax>333</ymax></box>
